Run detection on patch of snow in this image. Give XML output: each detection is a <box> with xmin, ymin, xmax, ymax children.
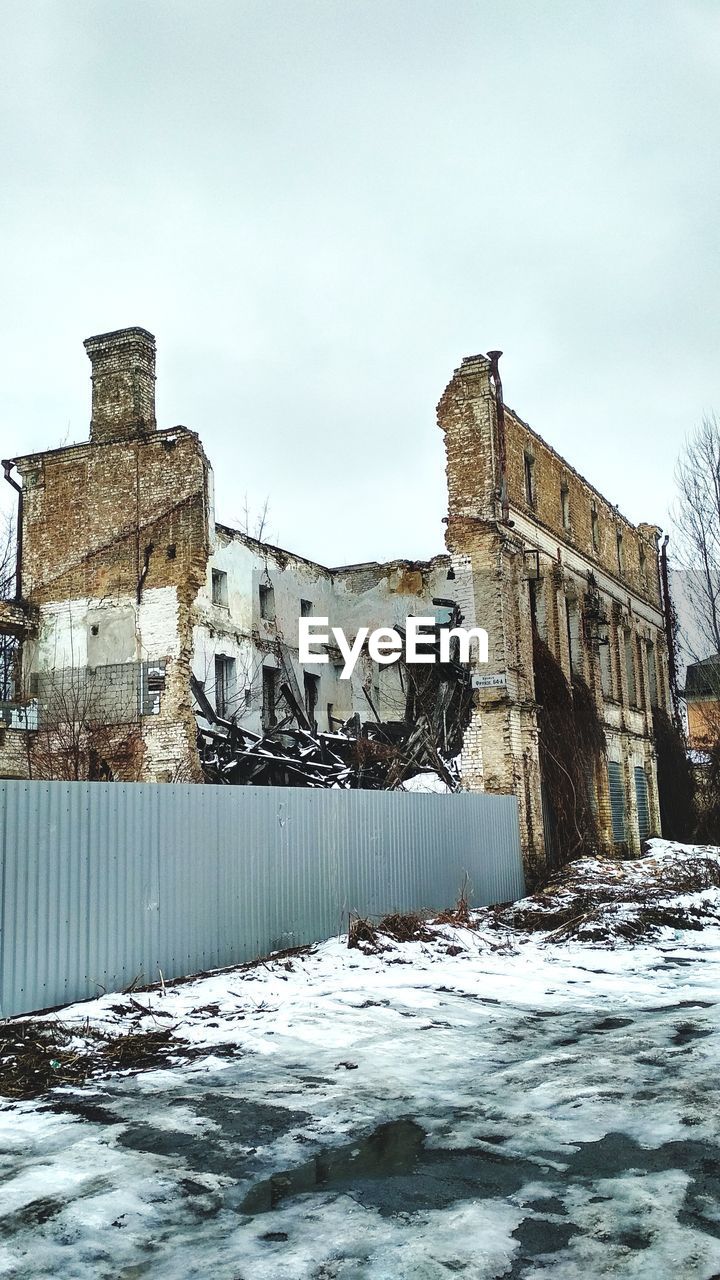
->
<box><xmin>1</xmin><ymin>841</ymin><xmax>720</xmax><ymax>1276</ymax></box>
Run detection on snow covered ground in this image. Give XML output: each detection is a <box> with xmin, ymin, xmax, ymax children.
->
<box><xmin>1</xmin><ymin>840</ymin><xmax>720</xmax><ymax>1278</ymax></box>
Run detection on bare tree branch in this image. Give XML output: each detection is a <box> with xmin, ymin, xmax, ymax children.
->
<box><xmin>0</xmin><ymin>510</ymin><xmax>18</xmax><ymax>701</ymax></box>
<box><xmin>672</xmin><ymin>413</ymin><xmax>720</xmax><ymax>664</ymax></box>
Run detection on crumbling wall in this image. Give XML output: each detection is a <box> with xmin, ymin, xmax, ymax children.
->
<box><xmin>438</xmin><ymin>352</ymin><xmax>670</xmax><ymax>870</ymax></box>
<box><xmin>503</xmin><ymin>406</ymin><xmax>662</xmax><ymax>609</ymax></box>
<box><xmin>193</xmin><ymin>527</ymin><xmax>342</xmax><ymax>734</ymax></box>
<box><xmin>0</xmin><ymin>730</ymin><xmax>31</xmax><ymax>779</ymax></box>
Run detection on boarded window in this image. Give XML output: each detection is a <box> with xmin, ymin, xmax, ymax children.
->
<box><xmin>214</xmin><ymin>655</ymin><xmax>235</xmax><ymax>718</ymax></box>
<box><xmin>262</xmin><ymin>666</ymin><xmax>278</xmax><ymax>728</ymax></box>
<box><xmin>212</xmin><ymin>569</ymin><xmax>228</xmax><ymax>607</ymax></box>
<box><xmin>608</xmin><ymin>761</ymin><xmax>627</xmax><ymax>844</ymax></box>
<box><xmin>634</xmin><ymin>766</ymin><xmax>650</xmax><ymax>841</ymax></box>
<box><xmin>259</xmin><ymin>583</ymin><xmax>275</xmax><ymax>621</ymax></box>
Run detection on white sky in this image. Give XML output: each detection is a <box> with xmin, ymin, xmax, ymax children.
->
<box><xmin>1</xmin><ymin>1</ymin><xmax>719</xmax><ymax>565</ymax></box>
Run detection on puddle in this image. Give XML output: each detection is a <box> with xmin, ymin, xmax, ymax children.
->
<box><xmin>51</xmin><ymin>1078</ymin><xmax>313</xmax><ymax>1182</ymax></box>
<box><xmin>116</xmin><ymin>1092</ymin><xmax>312</xmax><ymax>1178</ymax></box>
<box><xmin>239</xmin><ymin>1116</ymin><xmax>720</xmax><ymax>1262</ymax></box>
<box><xmin>240</xmin><ymin>1116</ymin><xmax>540</xmax><ymax>1216</ymax></box>
<box><xmin>672</xmin><ymin>1023</ymin><xmax>714</xmax><ymax>1045</ymax></box>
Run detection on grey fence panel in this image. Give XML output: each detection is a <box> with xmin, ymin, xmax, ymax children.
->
<box><xmin>0</xmin><ymin>781</ymin><xmax>523</xmax><ymax>1018</ymax></box>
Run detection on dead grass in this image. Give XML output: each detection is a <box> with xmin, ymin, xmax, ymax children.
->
<box><xmin>0</xmin><ymin>1018</ymin><xmax>181</xmax><ymax>1100</ymax></box>
<box><xmin>436</xmin><ymin>875</ymin><xmax>473</xmax><ymax>927</ymax></box>
<box><xmin>347</xmin><ymin>915</ymin><xmax>381</xmax><ymax>951</ymax></box>
<box><xmin>380</xmin><ymin>913</ymin><xmax>433</xmax><ymax>943</ymax></box>
<box><xmin>0</xmin><ymin>940</ymin><xmax>319</xmax><ymax>1100</ymax></box>
<box><xmin>348</xmin><ymin>911</ymin><xmax>432</xmax><ymax>952</ymax></box>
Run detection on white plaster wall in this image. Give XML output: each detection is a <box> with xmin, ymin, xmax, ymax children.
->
<box><xmin>192</xmin><ymin>529</ymin><xmax>453</xmax><ymax>733</ymax></box>
<box><xmin>331</xmin><ymin>562</ymin><xmax>453</xmax><ymax>635</ymax></box>
<box><xmin>28</xmin><ymin>587</ymin><xmax>181</xmax><ymax>682</ymax></box>
<box><xmin>137</xmin><ymin>587</ymin><xmax>181</xmax><ymax>661</ymax></box>
<box><xmin>31</xmin><ymin>600</ymin><xmax>89</xmax><ymax>673</ymax></box>
<box><xmin>192</xmin><ymin>623</ymin><xmax>258</xmax><ymax>726</ymax></box>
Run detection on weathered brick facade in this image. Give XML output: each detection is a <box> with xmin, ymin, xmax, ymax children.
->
<box><xmin>6</xmin><ymin>329</ymin><xmax>212</xmax><ymax>781</ymax></box>
<box><xmin>438</xmin><ymin>353</ymin><xmax>669</xmax><ymax>875</ymax></box>
<box><xmin>0</xmin><ymin>326</ymin><xmax>452</xmax><ymax>786</ymax></box>
<box><xmin>84</xmin><ymin>326</ymin><xmax>157</xmax><ymax>443</ymax></box>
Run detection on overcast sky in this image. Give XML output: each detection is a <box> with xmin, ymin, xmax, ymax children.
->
<box><xmin>1</xmin><ymin>1</ymin><xmax>718</xmax><ymax>566</ymax></box>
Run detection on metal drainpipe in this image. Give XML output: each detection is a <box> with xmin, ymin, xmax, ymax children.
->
<box><xmin>659</xmin><ymin>533</ymin><xmax>679</xmax><ymax>718</ymax></box>
<box><xmin>1</xmin><ymin>460</ymin><xmax>22</xmax><ymax>600</ymax></box>
<box><xmin>487</xmin><ymin>350</ymin><xmax>510</xmax><ymax>524</ymax></box>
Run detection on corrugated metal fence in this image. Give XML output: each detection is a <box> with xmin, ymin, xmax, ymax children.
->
<box><xmin>0</xmin><ymin>781</ymin><xmax>523</xmax><ymax>1018</ymax></box>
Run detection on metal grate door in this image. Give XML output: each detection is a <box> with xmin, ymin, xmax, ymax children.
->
<box><xmin>608</xmin><ymin>761</ymin><xmax>627</xmax><ymax>844</ymax></box>
<box><xmin>634</xmin><ymin>766</ymin><xmax>650</xmax><ymax>841</ymax></box>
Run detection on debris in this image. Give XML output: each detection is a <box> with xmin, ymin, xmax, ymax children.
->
<box><xmin>377</xmin><ymin>913</ymin><xmax>433</xmax><ymax>943</ymax></box>
<box><xmin>194</xmin><ymin>612</ymin><xmax>473</xmax><ymax>790</ymax></box>
<box><xmin>348</xmin><ymin>915</ymin><xmax>382</xmax><ymax>952</ymax></box>
<box><xmin>0</xmin><ymin>1019</ymin><xmax>179</xmax><ymax>1099</ymax></box>
<box><xmin>347</xmin><ymin>911</ymin><xmax>432</xmax><ymax>952</ymax></box>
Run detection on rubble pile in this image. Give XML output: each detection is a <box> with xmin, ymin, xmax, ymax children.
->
<box><xmin>196</xmin><ymin>713</ymin><xmax>456</xmax><ymax>790</ymax></box>
<box><xmin>193</xmin><ymin>613</ymin><xmax>473</xmax><ymax>789</ymax></box>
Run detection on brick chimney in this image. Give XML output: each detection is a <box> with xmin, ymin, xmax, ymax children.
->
<box><xmin>84</xmin><ymin>326</ymin><xmax>157</xmax><ymax>444</ymax></box>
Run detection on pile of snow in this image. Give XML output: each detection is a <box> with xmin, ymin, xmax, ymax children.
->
<box><xmin>483</xmin><ymin>838</ymin><xmax>720</xmax><ymax>944</ymax></box>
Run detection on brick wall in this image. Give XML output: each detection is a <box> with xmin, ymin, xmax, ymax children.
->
<box><xmin>503</xmin><ymin>405</ymin><xmax>662</xmax><ymax>610</ymax></box>
<box><xmin>84</xmin><ymin>327</ymin><xmax>156</xmax><ymax>444</ymax></box>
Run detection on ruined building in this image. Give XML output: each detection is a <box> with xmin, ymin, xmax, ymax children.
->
<box><xmin>0</xmin><ymin>329</ymin><xmax>673</xmax><ymax>874</ymax></box>
<box><xmin>437</xmin><ymin>353</ymin><xmax>672</xmax><ymax>874</ymax></box>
